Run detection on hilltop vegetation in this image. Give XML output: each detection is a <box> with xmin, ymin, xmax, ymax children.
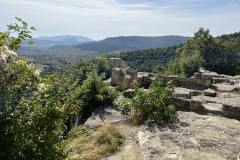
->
<box><xmin>74</xmin><ymin>35</ymin><xmax>189</xmax><ymax>53</ymax></box>
<box><xmin>111</xmin><ymin>45</ymin><xmax>179</xmax><ymax>72</ymax></box>
<box><xmin>110</xmin><ymin>29</ymin><xmax>240</xmax><ymax>76</ymax></box>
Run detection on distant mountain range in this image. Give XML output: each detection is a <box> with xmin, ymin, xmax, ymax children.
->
<box><xmin>74</xmin><ymin>36</ymin><xmax>189</xmax><ymax>53</ymax></box>
<box><xmin>20</xmin><ymin>35</ymin><xmax>94</xmax><ymax>51</ymax></box>
<box><xmin>19</xmin><ymin>35</ymin><xmax>189</xmax><ymax>52</ymax></box>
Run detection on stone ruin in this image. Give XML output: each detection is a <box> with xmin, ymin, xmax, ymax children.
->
<box><xmin>109</xmin><ymin>58</ymin><xmax>240</xmax><ymax>120</ymax></box>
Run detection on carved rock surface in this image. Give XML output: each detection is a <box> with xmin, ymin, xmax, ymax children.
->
<box><xmin>109</xmin><ymin>58</ymin><xmax>128</xmax><ymax>68</ymax></box>
<box><xmin>138</xmin><ymin>111</ymin><xmax>240</xmax><ymax>160</ymax></box>
<box><xmin>84</xmin><ymin>105</ymin><xmax>127</xmax><ymax>129</ymax></box>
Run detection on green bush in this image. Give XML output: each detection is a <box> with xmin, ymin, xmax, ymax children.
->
<box><xmin>168</xmin><ymin>52</ymin><xmax>203</xmax><ymax>78</ymax></box>
<box><xmin>71</xmin><ymin>71</ymin><xmax>118</xmax><ymax>124</ymax></box>
<box><xmin>125</xmin><ymin>79</ymin><xmax>177</xmax><ymax>124</ymax></box>
<box><xmin>95</xmin><ymin>57</ymin><xmax>114</xmax><ymax>79</ymax></box>
<box><xmin>181</xmin><ymin>53</ymin><xmax>204</xmax><ymax>78</ymax></box>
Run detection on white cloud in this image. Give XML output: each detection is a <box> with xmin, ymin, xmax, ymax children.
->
<box><xmin>0</xmin><ymin>0</ymin><xmax>239</xmax><ymax>40</ymax></box>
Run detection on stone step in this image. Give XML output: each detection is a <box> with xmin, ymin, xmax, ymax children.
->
<box><xmin>202</xmin><ymin>103</ymin><xmax>223</xmax><ymax>114</ymax></box>
<box><xmin>172</xmin><ymin>96</ymin><xmax>240</xmax><ymax>120</ymax></box>
<box><xmin>173</xmin><ymin>87</ymin><xmax>191</xmax><ymax>99</ymax></box>
<box><xmin>210</xmin><ymin>83</ymin><xmax>239</xmax><ymax>93</ymax></box>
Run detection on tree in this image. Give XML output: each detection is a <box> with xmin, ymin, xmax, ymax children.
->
<box><xmin>95</xmin><ymin>57</ymin><xmax>114</xmax><ymax>79</ymax></box>
<box><xmin>174</xmin><ymin>27</ymin><xmax>240</xmax><ymax>76</ymax></box>
<box><xmin>0</xmin><ymin>18</ymin><xmax>68</xmax><ymax>159</ymax></box>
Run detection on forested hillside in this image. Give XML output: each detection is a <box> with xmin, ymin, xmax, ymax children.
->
<box><xmin>74</xmin><ymin>36</ymin><xmax>189</xmax><ymax>53</ymax></box>
<box><xmin>111</xmin><ymin>45</ymin><xmax>180</xmax><ymax>72</ymax></box>
<box><xmin>109</xmin><ymin>29</ymin><xmax>240</xmax><ymax>76</ymax></box>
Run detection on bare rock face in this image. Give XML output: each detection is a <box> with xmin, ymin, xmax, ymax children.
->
<box><xmin>84</xmin><ymin>105</ymin><xmax>127</xmax><ymax>129</ymax></box>
<box><xmin>137</xmin><ymin>72</ymin><xmax>153</xmax><ymax>89</ymax></box>
<box><xmin>138</xmin><ymin>111</ymin><xmax>240</xmax><ymax>160</ymax></box>
<box><xmin>111</xmin><ymin>68</ymin><xmax>133</xmax><ymax>91</ymax></box>
<box><xmin>203</xmin><ymin>88</ymin><xmax>216</xmax><ymax>97</ymax></box>
<box><xmin>109</xmin><ymin>58</ymin><xmax>128</xmax><ymax>68</ymax></box>
<box><xmin>123</xmin><ymin>89</ymin><xmax>134</xmax><ymax>98</ymax></box>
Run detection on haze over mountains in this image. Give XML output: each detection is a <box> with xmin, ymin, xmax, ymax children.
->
<box><xmin>20</xmin><ymin>35</ymin><xmax>94</xmax><ymax>51</ymax></box>
<box><xmin>20</xmin><ymin>35</ymin><xmax>189</xmax><ymax>53</ymax></box>
<box><xmin>74</xmin><ymin>36</ymin><xmax>189</xmax><ymax>53</ymax></box>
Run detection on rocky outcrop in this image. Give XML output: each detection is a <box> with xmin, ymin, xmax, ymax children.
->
<box><xmin>138</xmin><ymin>111</ymin><xmax>240</xmax><ymax>160</ymax></box>
<box><xmin>109</xmin><ymin>58</ymin><xmax>128</xmax><ymax>68</ymax></box>
<box><xmin>83</xmin><ymin>98</ymin><xmax>240</xmax><ymax>160</ymax></box>
<box><xmin>84</xmin><ymin>105</ymin><xmax>127</xmax><ymax>128</ymax></box>
<box><xmin>110</xmin><ymin>58</ymin><xmax>240</xmax><ymax>120</ymax></box>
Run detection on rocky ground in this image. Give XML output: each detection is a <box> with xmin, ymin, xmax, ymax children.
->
<box><xmin>83</xmin><ymin>59</ymin><xmax>240</xmax><ymax>159</ymax></box>
<box><xmin>83</xmin><ymin>97</ymin><xmax>240</xmax><ymax>160</ymax></box>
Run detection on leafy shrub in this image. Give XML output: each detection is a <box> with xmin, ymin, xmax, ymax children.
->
<box><xmin>124</xmin><ymin>79</ymin><xmax>177</xmax><ymax>124</ymax></box>
<box><xmin>95</xmin><ymin>57</ymin><xmax>114</xmax><ymax>79</ymax></box>
<box><xmin>168</xmin><ymin>58</ymin><xmax>182</xmax><ymax>76</ymax></box>
<box><xmin>168</xmin><ymin>52</ymin><xmax>204</xmax><ymax>77</ymax></box>
<box><xmin>71</xmin><ymin>71</ymin><xmax>118</xmax><ymax>124</ymax></box>
<box><xmin>181</xmin><ymin>53</ymin><xmax>204</xmax><ymax>78</ymax></box>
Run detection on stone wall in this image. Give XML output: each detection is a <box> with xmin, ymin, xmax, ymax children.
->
<box><xmin>108</xmin><ymin>58</ymin><xmax>128</xmax><ymax>68</ymax></box>
<box><xmin>110</xmin><ymin>58</ymin><xmax>240</xmax><ymax>91</ymax></box>
<box><xmin>110</xmin><ymin>58</ymin><xmax>240</xmax><ymax>120</ymax></box>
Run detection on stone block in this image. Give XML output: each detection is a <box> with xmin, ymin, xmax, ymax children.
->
<box><xmin>194</xmin><ymin>72</ymin><xmax>202</xmax><ymax>79</ymax></box>
<box><xmin>203</xmin><ymin>88</ymin><xmax>216</xmax><ymax>97</ymax></box>
<box><xmin>190</xmin><ymin>90</ymin><xmax>202</xmax><ymax>96</ymax></box>
<box><xmin>222</xmin><ymin>103</ymin><xmax>240</xmax><ymax>120</ymax></box>
<box><xmin>171</xmin><ymin>97</ymin><xmax>190</xmax><ymax>108</ymax></box>
<box><xmin>190</xmin><ymin>100</ymin><xmax>203</xmax><ymax>110</ymax></box>
<box><xmin>197</xmin><ymin>79</ymin><xmax>211</xmax><ymax>87</ymax></box>
<box><xmin>109</xmin><ymin>58</ymin><xmax>128</xmax><ymax>68</ymax></box>
<box><xmin>179</xmin><ymin>78</ymin><xmax>189</xmax><ymax>87</ymax></box>
<box><xmin>123</xmin><ymin>89</ymin><xmax>134</xmax><ymax>98</ymax></box>
<box><xmin>173</xmin><ymin>87</ymin><xmax>191</xmax><ymax>99</ymax></box>
<box><xmin>202</xmin><ymin>74</ymin><xmax>212</xmax><ymax>80</ymax></box>
<box><xmin>213</xmin><ymin>78</ymin><xmax>230</xmax><ymax>84</ymax></box>
<box><xmin>203</xmin><ymin>103</ymin><xmax>223</xmax><ymax>114</ymax></box>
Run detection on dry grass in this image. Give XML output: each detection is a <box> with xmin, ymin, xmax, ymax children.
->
<box><xmin>66</xmin><ymin>123</ymin><xmax>124</xmax><ymax>160</ymax></box>
<box><xmin>127</xmin><ymin>109</ymin><xmax>145</xmax><ymax>125</ymax></box>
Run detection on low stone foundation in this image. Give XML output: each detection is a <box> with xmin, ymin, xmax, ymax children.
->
<box><xmin>110</xmin><ymin>58</ymin><xmax>240</xmax><ymax>120</ymax></box>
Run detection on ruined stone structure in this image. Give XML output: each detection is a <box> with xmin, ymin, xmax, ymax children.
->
<box><xmin>110</xmin><ymin>58</ymin><xmax>240</xmax><ymax>120</ymax></box>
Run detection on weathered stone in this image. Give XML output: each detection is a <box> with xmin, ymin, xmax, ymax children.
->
<box><xmin>179</xmin><ymin>77</ymin><xmax>189</xmax><ymax>87</ymax></box>
<box><xmin>123</xmin><ymin>89</ymin><xmax>134</xmax><ymax>98</ymax></box>
<box><xmin>203</xmin><ymin>88</ymin><xmax>216</xmax><ymax>97</ymax></box>
<box><xmin>222</xmin><ymin>103</ymin><xmax>240</xmax><ymax>119</ymax></box>
<box><xmin>197</xmin><ymin>79</ymin><xmax>211</xmax><ymax>87</ymax></box>
<box><xmin>109</xmin><ymin>58</ymin><xmax>128</xmax><ymax>68</ymax></box>
<box><xmin>84</xmin><ymin>105</ymin><xmax>127</xmax><ymax>129</ymax></box>
<box><xmin>190</xmin><ymin>99</ymin><xmax>203</xmax><ymax>110</ymax></box>
<box><xmin>126</xmin><ymin>68</ymin><xmax>138</xmax><ymax>80</ymax></box>
<box><xmin>213</xmin><ymin>78</ymin><xmax>230</xmax><ymax>84</ymax></box>
<box><xmin>211</xmin><ymin>83</ymin><xmax>235</xmax><ymax>92</ymax></box>
<box><xmin>173</xmin><ymin>87</ymin><xmax>191</xmax><ymax>99</ymax></box>
<box><xmin>111</xmin><ymin>68</ymin><xmax>132</xmax><ymax>91</ymax></box>
<box><xmin>194</xmin><ymin>72</ymin><xmax>202</xmax><ymax>79</ymax></box>
<box><xmin>190</xmin><ymin>90</ymin><xmax>202</xmax><ymax>96</ymax></box>
<box><xmin>203</xmin><ymin>103</ymin><xmax>223</xmax><ymax>114</ymax></box>
<box><xmin>137</xmin><ymin>72</ymin><xmax>152</xmax><ymax>89</ymax></box>
<box><xmin>171</xmin><ymin>97</ymin><xmax>190</xmax><ymax>108</ymax></box>
<box><xmin>138</xmin><ymin>111</ymin><xmax>240</xmax><ymax>160</ymax></box>
<box><xmin>202</xmin><ymin>74</ymin><xmax>212</xmax><ymax>80</ymax></box>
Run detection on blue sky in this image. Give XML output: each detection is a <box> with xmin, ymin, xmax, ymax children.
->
<box><xmin>0</xmin><ymin>0</ymin><xmax>240</xmax><ymax>40</ymax></box>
